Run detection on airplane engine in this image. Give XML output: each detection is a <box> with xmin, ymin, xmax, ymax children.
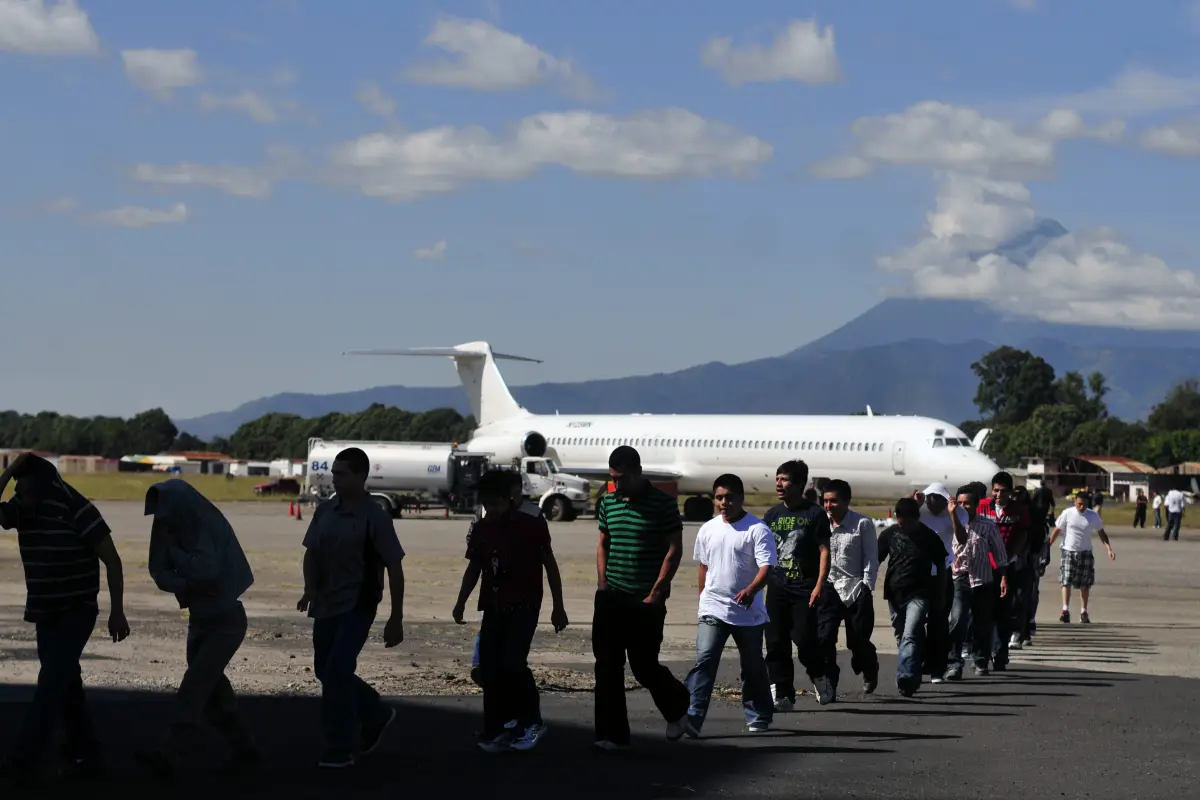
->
<box><xmin>521</xmin><ymin>431</ymin><xmax>547</xmax><ymax>458</ymax></box>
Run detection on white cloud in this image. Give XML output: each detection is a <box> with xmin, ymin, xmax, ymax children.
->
<box><xmin>1140</xmin><ymin>116</ymin><xmax>1200</xmax><ymax>157</ymax></box>
<box><xmin>0</xmin><ymin>0</ymin><xmax>99</xmax><ymax>55</ymax></box>
<box><xmin>401</xmin><ymin>16</ymin><xmax>596</xmax><ymax>98</ymax></box>
<box><xmin>701</xmin><ymin>18</ymin><xmax>841</xmax><ymax>87</ymax></box>
<box><xmin>122</xmin><ymin>48</ymin><xmax>204</xmax><ymax>99</ymax></box>
<box><xmin>199</xmin><ymin>90</ymin><xmax>280</xmax><ymax>123</ymax></box>
<box><xmin>95</xmin><ymin>202</ymin><xmax>188</xmax><ymax>228</ymax></box>
<box><xmin>355</xmin><ymin>82</ymin><xmax>396</xmax><ymax>119</ymax></box>
<box><xmin>132</xmin><ymin>162</ymin><xmax>275</xmax><ymax>198</ymax></box>
<box><xmin>413</xmin><ymin>239</ymin><xmax>447</xmax><ymax>260</ymax></box>
<box><xmin>811</xmin><ymin>101</ymin><xmax>1121</xmax><ymax>180</ymax></box>
<box><xmin>878</xmin><ymin>172</ymin><xmax>1200</xmax><ymax>329</ymax></box>
<box><xmin>1050</xmin><ymin>66</ymin><xmax>1200</xmax><ymax>117</ymax></box>
<box><xmin>328</xmin><ymin>107</ymin><xmax>772</xmax><ymax>202</ymax></box>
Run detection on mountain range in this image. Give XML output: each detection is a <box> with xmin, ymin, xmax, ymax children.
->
<box><xmin>177</xmin><ymin>220</ymin><xmax>1200</xmax><ymax>439</ymax></box>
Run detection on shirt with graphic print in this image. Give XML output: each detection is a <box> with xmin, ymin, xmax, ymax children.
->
<box><xmin>762</xmin><ymin>499</ymin><xmax>831</xmax><ymax>592</ymax></box>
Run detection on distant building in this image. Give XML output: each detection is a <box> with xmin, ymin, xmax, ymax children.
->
<box><xmin>57</xmin><ymin>455</ymin><xmax>119</xmax><ymax>474</ymax></box>
<box><xmin>159</xmin><ymin>451</ymin><xmax>234</xmax><ymax>475</ymax></box>
<box><xmin>0</xmin><ymin>450</ymin><xmax>59</xmax><ymax>471</ymax></box>
<box><xmin>269</xmin><ymin>459</ymin><xmax>307</xmax><ymax>478</ymax></box>
<box><xmin>1022</xmin><ymin>455</ymin><xmax>1157</xmax><ymax>500</ymax></box>
<box><xmin>228</xmin><ymin>460</ymin><xmax>271</xmax><ymax>478</ymax></box>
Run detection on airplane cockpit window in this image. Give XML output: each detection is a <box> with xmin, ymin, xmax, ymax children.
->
<box><xmin>945</xmin><ymin>438</ymin><xmax>961</xmax><ymax>446</ymax></box>
<box><xmin>933</xmin><ymin>438</ymin><xmax>944</xmax><ymax>447</ymax></box>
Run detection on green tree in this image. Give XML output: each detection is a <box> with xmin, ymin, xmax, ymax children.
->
<box><xmin>970</xmin><ymin>346</ymin><xmax>1057</xmax><ymax>424</ymax></box>
<box><xmin>1148</xmin><ymin>379</ymin><xmax>1200</xmax><ymax>432</ymax></box>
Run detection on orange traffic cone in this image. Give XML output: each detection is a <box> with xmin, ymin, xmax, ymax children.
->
<box><xmin>288</xmin><ymin>500</ymin><xmax>295</xmax><ymax>517</ymax></box>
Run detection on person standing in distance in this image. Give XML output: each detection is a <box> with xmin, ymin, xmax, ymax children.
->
<box><xmin>1048</xmin><ymin>492</ymin><xmax>1115</xmax><ymax>623</ymax></box>
<box><xmin>683</xmin><ymin>474</ymin><xmax>777</xmax><ymax>736</ymax></box>
<box><xmin>1163</xmin><ymin>487</ymin><xmax>1187</xmax><ymax>542</ymax></box>
<box><xmin>821</xmin><ymin>479</ymin><xmax>880</xmax><ymax>694</ymax></box>
<box><xmin>0</xmin><ymin>453</ymin><xmax>130</xmax><ymax>787</ymax></box>
<box><xmin>763</xmin><ymin>460</ymin><xmax>839</xmax><ymax>707</ymax></box>
<box><xmin>298</xmin><ymin>447</ymin><xmax>406</xmax><ymax>769</ymax></box>
<box><xmin>592</xmin><ymin>446</ymin><xmax>692</xmax><ymax>751</ymax></box>
<box><xmin>135</xmin><ymin>479</ymin><xmax>259</xmax><ymax>780</ymax></box>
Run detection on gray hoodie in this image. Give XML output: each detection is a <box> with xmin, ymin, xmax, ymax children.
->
<box><xmin>145</xmin><ymin>479</ymin><xmax>254</xmax><ymax>618</ymax></box>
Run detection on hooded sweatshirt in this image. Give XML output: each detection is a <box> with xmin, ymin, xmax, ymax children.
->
<box><xmin>146</xmin><ymin>479</ymin><xmax>253</xmax><ymax>618</ymax></box>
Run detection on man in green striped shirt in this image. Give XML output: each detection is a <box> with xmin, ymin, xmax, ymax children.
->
<box><xmin>592</xmin><ymin>446</ymin><xmax>692</xmax><ymax>750</ymax></box>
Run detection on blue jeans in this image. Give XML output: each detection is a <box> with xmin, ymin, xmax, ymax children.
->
<box><xmin>13</xmin><ymin>606</ymin><xmax>101</xmax><ymax>768</ymax></box>
<box><xmin>889</xmin><ymin>596</ymin><xmax>930</xmax><ymax>688</ymax></box>
<box><xmin>312</xmin><ymin>609</ymin><xmax>388</xmax><ymax>751</ymax></box>
<box><xmin>685</xmin><ymin>617</ymin><xmax>773</xmax><ymax>731</ymax></box>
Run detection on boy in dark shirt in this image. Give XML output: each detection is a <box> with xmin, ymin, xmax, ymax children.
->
<box><xmin>453</xmin><ymin>470</ymin><xmax>568</xmax><ymax>753</ymax></box>
<box><xmin>762</xmin><ymin>461</ymin><xmax>841</xmax><ymax>706</ymax></box>
<box><xmin>878</xmin><ymin>497</ymin><xmax>948</xmax><ymax>697</ymax></box>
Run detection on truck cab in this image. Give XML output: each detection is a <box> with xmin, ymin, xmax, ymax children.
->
<box><xmin>508</xmin><ymin>457</ymin><xmax>590</xmax><ymax>521</ymax></box>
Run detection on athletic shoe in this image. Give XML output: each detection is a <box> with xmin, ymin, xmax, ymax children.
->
<box><xmin>1059</xmin><ymin>610</ymin><xmax>1070</xmax><ymax>623</ymax></box>
<box><xmin>510</xmin><ymin>724</ymin><xmax>546</xmax><ymax>752</ymax></box>
<box><xmin>1021</xmin><ymin>638</ymin><xmax>1033</xmax><ymax>647</ymax></box>
<box><xmin>944</xmin><ymin>666</ymin><xmax>963</xmax><ymax>682</ymax></box>
<box><xmin>973</xmin><ymin>665</ymin><xmax>990</xmax><ymax>676</ymax></box>
<box><xmin>477</xmin><ymin>731</ymin><xmax>515</xmax><ymax>754</ymax></box>
<box><xmin>773</xmin><ymin>696</ymin><xmax>795</xmax><ymax>712</ymax></box>
<box><xmin>813</xmin><ymin>676</ymin><xmax>835</xmax><ymax>705</ymax></box>
<box><xmin>318</xmin><ymin>749</ymin><xmax>355</xmax><ymax>768</ymax></box>
<box><xmin>360</xmin><ymin>705</ymin><xmax>396</xmax><ymax>756</ymax></box>
<box><xmin>746</xmin><ymin>722</ymin><xmax>769</xmax><ymax>733</ymax></box>
<box><xmin>1009</xmin><ymin>634</ymin><xmax>1023</xmax><ymax>650</ymax></box>
<box><xmin>863</xmin><ymin>671</ymin><xmax>878</xmax><ymax>694</ymax></box>
<box><xmin>1081</xmin><ymin>612</ymin><xmax>1091</xmax><ymax>624</ymax></box>
<box><xmin>666</xmin><ymin>716</ymin><xmax>698</xmax><ymax>741</ymax></box>
<box><xmin>592</xmin><ymin>740</ymin><xmax>628</xmax><ymax>752</ymax></box>
<box><xmin>930</xmin><ymin>676</ymin><xmax>945</xmax><ymax>685</ymax></box>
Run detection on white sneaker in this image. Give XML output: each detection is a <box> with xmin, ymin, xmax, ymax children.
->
<box><xmin>510</xmin><ymin>723</ymin><xmax>546</xmax><ymax>752</ymax></box>
<box><xmin>930</xmin><ymin>676</ymin><xmax>945</xmax><ymax>684</ymax></box>
<box><xmin>746</xmin><ymin>722</ymin><xmax>769</xmax><ymax>733</ymax></box>
<box><xmin>1009</xmin><ymin>634</ymin><xmax>1023</xmax><ymax>650</ymax></box>
<box><xmin>666</xmin><ymin>716</ymin><xmax>698</xmax><ymax>742</ymax></box>
<box><xmin>773</xmin><ymin>697</ymin><xmax>795</xmax><ymax>713</ymax></box>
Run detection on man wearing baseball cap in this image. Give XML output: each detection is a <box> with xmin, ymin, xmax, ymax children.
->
<box><xmin>919</xmin><ymin>483</ymin><xmax>954</xmax><ymax>683</ymax></box>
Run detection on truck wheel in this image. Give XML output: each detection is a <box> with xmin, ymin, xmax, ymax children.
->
<box><xmin>543</xmin><ymin>495</ymin><xmax>569</xmax><ymax>522</ymax></box>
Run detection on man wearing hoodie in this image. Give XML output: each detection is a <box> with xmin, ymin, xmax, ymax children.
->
<box><xmin>135</xmin><ymin>479</ymin><xmax>259</xmax><ymax>779</ymax></box>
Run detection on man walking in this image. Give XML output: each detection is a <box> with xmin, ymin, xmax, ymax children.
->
<box><xmin>1133</xmin><ymin>490</ymin><xmax>1148</xmax><ymax>529</ymax></box>
<box><xmin>135</xmin><ymin>479</ymin><xmax>259</xmax><ymax>779</ymax></box>
<box><xmin>821</xmin><ymin>479</ymin><xmax>880</xmax><ymax>694</ymax></box>
<box><xmin>975</xmin><ymin>472</ymin><xmax>1030</xmax><ymax>670</ymax></box>
<box><xmin>1028</xmin><ymin>481</ymin><xmax>1056</xmax><ymax>640</ymax></box>
<box><xmin>299</xmin><ymin>447</ymin><xmax>406</xmax><ymax>769</ymax></box>
<box><xmin>684</xmin><ymin>474</ymin><xmax>777</xmax><ymax>735</ymax></box>
<box><xmin>877</xmin><ymin>498</ymin><xmax>948</xmax><ymax>697</ymax></box>
<box><xmin>918</xmin><ymin>483</ymin><xmax>954</xmax><ymax>683</ymax></box>
<box><xmin>1049</xmin><ymin>493</ymin><xmax>1115</xmax><ymax>623</ymax></box>
<box><xmin>1152</xmin><ymin>492</ymin><xmax>1163</xmax><ymax>529</ymax></box>
<box><xmin>0</xmin><ymin>453</ymin><xmax>130</xmax><ymax>786</ymax></box>
<box><xmin>592</xmin><ymin>446</ymin><xmax>691</xmax><ymax>750</ymax></box>
<box><xmin>1163</xmin><ymin>488</ymin><xmax>1187</xmax><ymax>541</ymax></box>
<box><xmin>944</xmin><ymin>486</ymin><xmax>1008</xmax><ymax>680</ymax></box>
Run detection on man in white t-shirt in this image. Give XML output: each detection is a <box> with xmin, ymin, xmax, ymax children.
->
<box><xmin>1152</xmin><ymin>492</ymin><xmax>1164</xmax><ymax>529</ymax></box>
<box><xmin>1163</xmin><ymin>489</ymin><xmax>1187</xmax><ymax>542</ymax></box>
<box><xmin>683</xmin><ymin>473</ymin><xmax>778</xmax><ymax>736</ymax></box>
<box><xmin>1048</xmin><ymin>492</ymin><xmax>1115</xmax><ymax>624</ymax></box>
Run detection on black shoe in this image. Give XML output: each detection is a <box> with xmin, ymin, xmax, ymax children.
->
<box><xmin>1060</xmin><ymin>610</ymin><xmax>1070</xmax><ymax>623</ymax></box>
<box><xmin>863</xmin><ymin>673</ymin><xmax>877</xmax><ymax>695</ymax></box>
<box><xmin>318</xmin><ymin>749</ymin><xmax>355</xmax><ymax>769</ymax></box>
<box><xmin>360</xmin><ymin>705</ymin><xmax>397</xmax><ymax>756</ymax></box>
<box><xmin>991</xmin><ymin>662</ymin><xmax>1007</xmax><ymax>672</ymax></box>
<box><xmin>1080</xmin><ymin>612</ymin><xmax>1091</xmax><ymax>624</ymax></box>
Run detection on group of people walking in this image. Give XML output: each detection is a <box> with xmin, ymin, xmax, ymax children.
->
<box><xmin>0</xmin><ymin>443</ymin><xmax>1132</xmax><ymax>783</ymax></box>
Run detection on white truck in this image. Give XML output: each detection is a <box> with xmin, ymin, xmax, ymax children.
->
<box><xmin>304</xmin><ymin>438</ymin><xmax>591</xmax><ymax>521</ymax></box>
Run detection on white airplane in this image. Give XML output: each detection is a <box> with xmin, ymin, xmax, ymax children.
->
<box><xmin>345</xmin><ymin>341</ymin><xmax>1001</xmax><ymax>521</ymax></box>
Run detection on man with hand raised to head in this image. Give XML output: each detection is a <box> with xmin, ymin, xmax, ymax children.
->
<box><xmin>298</xmin><ymin>447</ymin><xmax>406</xmax><ymax>770</ymax></box>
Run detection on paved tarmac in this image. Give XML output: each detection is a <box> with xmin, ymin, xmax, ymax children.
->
<box><xmin>3</xmin><ymin>645</ymin><xmax>1197</xmax><ymax>799</ymax></box>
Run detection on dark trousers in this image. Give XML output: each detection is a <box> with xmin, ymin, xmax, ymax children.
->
<box><xmin>838</xmin><ymin>590</ymin><xmax>878</xmax><ymax>680</ymax></box>
<box><xmin>163</xmin><ymin>603</ymin><xmax>255</xmax><ymax>758</ymax></box>
<box><xmin>592</xmin><ymin>589</ymin><xmax>689</xmax><ymax>745</ymax></box>
<box><xmin>1010</xmin><ymin>565</ymin><xmax>1035</xmax><ymax>642</ymax></box>
<box><xmin>312</xmin><ymin>609</ymin><xmax>388</xmax><ymax>751</ymax></box>
<box><xmin>923</xmin><ymin>571</ymin><xmax>951</xmax><ymax>677</ymax></box>
<box><xmin>12</xmin><ymin>606</ymin><xmax>101</xmax><ymax>768</ymax></box>
<box><xmin>764</xmin><ymin>583</ymin><xmax>841</xmax><ymax>698</ymax></box>
<box><xmin>1133</xmin><ymin>506</ymin><xmax>1147</xmax><ymax>528</ymax></box>
<box><xmin>1165</xmin><ymin>512</ymin><xmax>1183</xmax><ymax>541</ymax></box>
<box><xmin>948</xmin><ymin>578</ymin><xmax>995</xmax><ymax>670</ymax></box>
<box><xmin>478</xmin><ymin>606</ymin><xmax>541</xmax><ymax>738</ymax></box>
<box><xmin>992</xmin><ymin>579</ymin><xmax>1014</xmax><ymax>667</ymax></box>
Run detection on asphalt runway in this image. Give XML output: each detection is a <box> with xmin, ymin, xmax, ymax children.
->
<box><xmin>2</xmin><ymin>650</ymin><xmax>1197</xmax><ymax>799</ymax></box>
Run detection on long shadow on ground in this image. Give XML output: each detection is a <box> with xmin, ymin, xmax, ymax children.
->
<box><xmin>1</xmin><ymin>652</ymin><xmax>1198</xmax><ymax>800</ymax></box>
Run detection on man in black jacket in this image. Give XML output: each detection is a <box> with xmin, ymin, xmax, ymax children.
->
<box><xmin>878</xmin><ymin>498</ymin><xmax>948</xmax><ymax>697</ymax></box>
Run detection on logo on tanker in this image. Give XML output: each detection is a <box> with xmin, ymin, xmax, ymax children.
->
<box><xmin>374</xmin><ymin>463</ymin><xmax>381</xmax><ymax>471</ymax></box>
<box><xmin>428</xmin><ymin>464</ymin><xmax>442</xmax><ymax>473</ymax></box>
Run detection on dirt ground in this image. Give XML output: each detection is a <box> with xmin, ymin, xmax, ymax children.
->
<box><xmin>1</xmin><ymin>502</ymin><xmax>1198</xmax><ymax>698</ymax></box>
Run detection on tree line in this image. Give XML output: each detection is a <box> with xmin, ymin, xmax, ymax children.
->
<box><xmin>961</xmin><ymin>345</ymin><xmax>1200</xmax><ymax>468</ymax></box>
<box><xmin>0</xmin><ymin>404</ymin><xmax>476</xmax><ymax>462</ymax></box>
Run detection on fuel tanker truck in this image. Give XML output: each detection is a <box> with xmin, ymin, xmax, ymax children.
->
<box><xmin>304</xmin><ymin>438</ymin><xmax>591</xmax><ymax>521</ymax></box>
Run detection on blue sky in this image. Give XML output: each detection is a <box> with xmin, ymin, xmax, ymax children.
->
<box><xmin>2</xmin><ymin>0</ymin><xmax>1200</xmax><ymax>420</ymax></box>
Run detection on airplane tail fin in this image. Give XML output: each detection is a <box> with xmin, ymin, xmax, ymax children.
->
<box><xmin>343</xmin><ymin>341</ymin><xmax>538</xmax><ymax>427</ymax></box>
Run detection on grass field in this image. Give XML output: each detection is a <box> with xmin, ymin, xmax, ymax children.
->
<box><xmin>0</xmin><ymin>473</ymin><xmax>284</xmax><ymax>503</ymax></box>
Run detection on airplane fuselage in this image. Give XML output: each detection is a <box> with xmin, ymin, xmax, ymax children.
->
<box><xmin>467</xmin><ymin>412</ymin><xmax>999</xmax><ymax>499</ymax></box>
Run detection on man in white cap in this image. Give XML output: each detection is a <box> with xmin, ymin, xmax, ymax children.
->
<box><xmin>919</xmin><ymin>483</ymin><xmax>954</xmax><ymax>684</ymax></box>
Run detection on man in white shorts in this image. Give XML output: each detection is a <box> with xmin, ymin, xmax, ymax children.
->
<box><xmin>1047</xmin><ymin>493</ymin><xmax>1115</xmax><ymax>624</ymax></box>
